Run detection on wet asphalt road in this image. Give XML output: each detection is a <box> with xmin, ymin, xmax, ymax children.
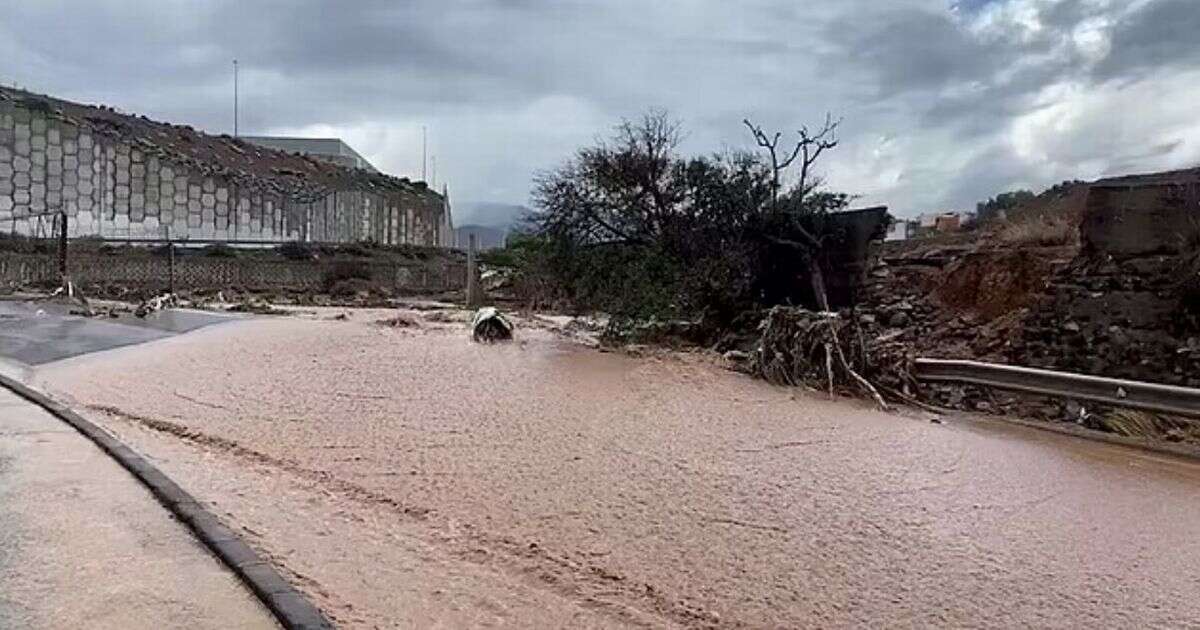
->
<box><xmin>0</xmin><ymin>299</ymin><xmax>230</xmax><ymax>365</ymax></box>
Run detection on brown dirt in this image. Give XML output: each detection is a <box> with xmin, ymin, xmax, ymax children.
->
<box><xmin>933</xmin><ymin>250</ymin><xmax>1059</xmax><ymax>320</ymax></box>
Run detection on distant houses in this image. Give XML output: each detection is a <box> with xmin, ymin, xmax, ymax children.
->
<box><xmin>886</xmin><ymin>210</ymin><xmax>973</xmax><ymax>241</ymax></box>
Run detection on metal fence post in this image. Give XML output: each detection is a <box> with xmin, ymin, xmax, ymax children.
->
<box><xmin>168</xmin><ymin>239</ymin><xmax>176</xmax><ymax>294</ymax></box>
<box><xmin>466</xmin><ymin>233</ymin><xmax>481</xmax><ymax>308</ymax></box>
<box><xmin>57</xmin><ymin>212</ymin><xmax>69</xmax><ymax>292</ymax></box>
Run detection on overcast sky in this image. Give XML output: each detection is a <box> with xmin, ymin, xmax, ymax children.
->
<box><xmin>2</xmin><ymin>0</ymin><xmax>1198</xmax><ymax>224</ymax></box>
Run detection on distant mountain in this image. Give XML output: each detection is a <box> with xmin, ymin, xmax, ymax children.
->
<box><xmin>454</xmin><ymin>224</ymin><xmax>509</xmax><ymax>250</ymax></box>
<box><xmin>453</xmin><ymin>201</ymin><xmax>529</xmax><ymax>230</ymax></box>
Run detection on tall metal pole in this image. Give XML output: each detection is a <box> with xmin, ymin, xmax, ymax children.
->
<box><xmin>168</xmin><ymin>237</ymin><xmax>176</xmax><ymax>295</ymax></box>
<box><xmin>57</xmin><ymin>212</ymin><xmax>69</xmax><ymax>294</ymax></box>
<box><xmin>466</xmin><ymin>233</ymin><xmax>481</xmax><ymax>308</ymax></box>
<box><xmin>233</xmin><ymin>59</ymin><xmax>239</xmax><ymax>137</ymax></box>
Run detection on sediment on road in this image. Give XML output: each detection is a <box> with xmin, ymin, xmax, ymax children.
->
<box><xmin>31</xmin><ymin>314</ymin><xmax>1200</xmax><ymax>628</ymax></box>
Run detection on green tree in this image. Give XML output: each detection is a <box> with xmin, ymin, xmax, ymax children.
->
<box><xmin>976</xmin><ymin>189</ymin><xmax>1035</xmax><ymax>222</ymax></box>
<box><xmin>523</xmin><ymin>110</ymin><xmax>850</xmax><ymax>322</ymax></box>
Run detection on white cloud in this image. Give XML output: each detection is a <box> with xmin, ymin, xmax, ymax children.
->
<box><xmin>1071</xmin><ymin>16</ymin><xmax>1113</xmax><ymax>63</ymax></box>
<box><xmin>1010</xmin><ymin>68</ymin><xmax>1200</xmax><ymax>180</ymax></box>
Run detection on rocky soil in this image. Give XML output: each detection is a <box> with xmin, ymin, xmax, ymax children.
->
<box><xmin>848</xmin><ymin>233</ymin><xmax>1200</xmax><ymax>441</ymax></box>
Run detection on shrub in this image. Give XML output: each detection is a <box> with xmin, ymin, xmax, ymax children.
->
<box><xmin>994</xmin><ymin>212</ymin><xmax>1078</xmax><ymax>247</ymax></box>
<box><xmin>323</xmin><ymin>260</ymin><xmax>373</xmax><ymax>292</ymax></box>
<box><xmin>328</xmin><ymin>277</ymin><xmax>375</xmax><ymax>297</ymax></box>
<box><xmin>203</xmin><ymin>243</ymin><xmax>239</xmax><ymax>258</ymax></box>
<box><xmin>278</xmin><ymin>241</ymin><xmax>315</xmax><ymax>261</ymax></box>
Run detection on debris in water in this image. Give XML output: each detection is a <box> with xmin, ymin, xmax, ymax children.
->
<box><xmin>377</xmin><ymin>313</ymin><xmax>419</xmax><ymax>328</ymax></box>
<box><xmin>226</xmin><ymin>300</ymin><xmax>289</xmax><ymax>316</ymax></box>
<box><xmin>753</xmin><ymin>306</ymin><xmax>890</xmax><ymax>410</ymax></box>
<box><xmin>471</xmin><ymin>307</ymin><xmax>514</xmax><ymax>343</ymax></box>
<box><xmin>135</xmin><ymin>293</ymin><xmax>177</xmax><ymax>318</ymax></box>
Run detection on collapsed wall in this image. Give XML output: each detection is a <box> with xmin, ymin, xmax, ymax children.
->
<box><xmin>858</xmin><ymin>170</ymin><xmax>1200</xmax><ymax>405</ymax></box>
<box><xmin>1012</xmin><ymin>172</ymin><xmax>1200</xmax><ymax>387</ymax></box>
<box><xmin>0</xmin><ymin>87</ymin><xmax>451</xmax><ymax>246</ymax></box>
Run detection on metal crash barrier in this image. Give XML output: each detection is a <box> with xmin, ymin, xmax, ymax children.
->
<box><xmin>913</xmin><ymin>358</ymin><xmax>1200</xmax><ymax>419</ymax></box>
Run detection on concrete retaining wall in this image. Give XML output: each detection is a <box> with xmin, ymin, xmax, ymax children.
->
<box><xmin>0</xmin><ymin>94</ymin><xmax>449</xmax><ymax>246</ymax></box>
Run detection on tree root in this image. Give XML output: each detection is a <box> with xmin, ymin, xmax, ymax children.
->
<box><xmin>753</xmin><ymin>306</ymin><xmax>893</xmax><ymax>411</ymax></box>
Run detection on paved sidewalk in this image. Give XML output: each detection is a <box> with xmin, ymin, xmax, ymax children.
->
<box><xmin>0</xmin><ymin>387</ymin><xmax>277</xmax><ymax>629</ymax></box>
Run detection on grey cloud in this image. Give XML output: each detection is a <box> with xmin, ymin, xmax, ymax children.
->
<box><xmin>938</xmin><ymin>143</ymin><xmax>1041</xmax><ymax>210</ymax></box>
<box><xmin>1096</xmin><ymin>0</ymin><xmax>1200</xmax><ymax>79</ymax></box>
<box><xmin>825</xmin><ymin>8</ymin><xmax>1000</xmax><ymax>95</ymax></box>
<box><xmin>0</xmin><ymin>0</ymin><xmax>1197</xmax><ymax>221</ymax></box>
<box><xmin>917</xmin><ymin>59</ymin><xmax>1064</xmax><ymax>137</ymax></box>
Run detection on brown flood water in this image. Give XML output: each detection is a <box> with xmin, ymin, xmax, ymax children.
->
<box><xmin>36</xmin><ymin>313</ymin><xmax>1200</xmax><ymax>628</ymax></box>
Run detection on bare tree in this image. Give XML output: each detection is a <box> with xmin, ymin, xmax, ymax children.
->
<box><xmin>743</xmin><ymin>113</ymin><xmax>839</xmax><ymax>210</ymax></box>
<box><xmin>742</xmin><ymin>114</ymin><xmax>842</xmax><ymax>311</ymax></box>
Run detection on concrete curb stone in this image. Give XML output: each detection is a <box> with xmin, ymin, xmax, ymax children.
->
<box><xmin>0</xmin><ymin>374</ymin><xmax>334</xmax><ymax>630</ymax></box>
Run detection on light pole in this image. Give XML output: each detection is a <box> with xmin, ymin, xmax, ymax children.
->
<box><xmin>233</xmin><ymin>59</ymin><xmax>239</xmax><ymax>137</ymax></box>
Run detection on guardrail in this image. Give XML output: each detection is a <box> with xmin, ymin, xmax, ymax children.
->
<box><xmin>913</xmin><ymin>358</ymin><xmax>1200</xmax><ymax>419</ymax></box>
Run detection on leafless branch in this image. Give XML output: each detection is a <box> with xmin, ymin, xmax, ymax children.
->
<box><xmin>745</xmin><ymin>114</ymin><xmax>841</xmax><ymax>211</ymax></box>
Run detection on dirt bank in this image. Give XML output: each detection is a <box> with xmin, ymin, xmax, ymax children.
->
<box><xmin>35</xmin><ymin>316</ymin><xmax>1200</xmax><ymax>628</ymax></box>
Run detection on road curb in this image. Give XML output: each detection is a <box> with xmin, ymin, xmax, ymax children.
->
<box><xmin>0</xmin><ymin>374</ymin><xmax>334</xmax><ymax>630</ymax></box>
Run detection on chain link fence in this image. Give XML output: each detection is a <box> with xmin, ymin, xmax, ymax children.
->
<box><xmin>0</xmin><ymin>236</ymin><xmax>466</xmax><ymax>296</ymax></box>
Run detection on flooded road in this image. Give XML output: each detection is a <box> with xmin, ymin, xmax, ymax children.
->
<box><xmin>34</xmin><ymin>314</ymin><xmax>1200</xmax><ymax>628</ymax></box>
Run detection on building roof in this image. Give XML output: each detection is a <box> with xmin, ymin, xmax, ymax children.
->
<box><xmin>0</xmin><ymin>86</ymin><xmax>436</xmax><ymax>204</ymax></box>
<box><xmin>240</xmin><ymin>136</ymin><xmax>378</xmax><ymax>172</ymax></box>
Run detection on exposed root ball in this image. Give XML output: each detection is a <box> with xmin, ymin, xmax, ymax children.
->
<box><xmin>753</xmin><ymin>307</ymin><xmax>891</xmax><ymax>410</ymax></box>
<box><xmin>471</xmin><ymin>307</ymin><xmax>514</xmax><ymax>343</ymax></box>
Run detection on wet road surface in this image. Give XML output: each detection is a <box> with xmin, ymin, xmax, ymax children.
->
<box><xmin>0</xmin><ymin>385</ymin><xmax>276</xmax><ymax>629</ymax></box>
<box><xmin>33</xmin><ymin>313</ymin><xmax>1200</xmax><ymax>628</ymax></box>
<box><xmin>0</xmin><ymin>299</ymin><xmax>230</xmax><ymax>365</ymax></box>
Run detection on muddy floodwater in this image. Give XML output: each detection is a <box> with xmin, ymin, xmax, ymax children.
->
<box><xmin>36</xmin><ymin>313</ymin><xmax>1200</xmax><ymax>628</ymax></box>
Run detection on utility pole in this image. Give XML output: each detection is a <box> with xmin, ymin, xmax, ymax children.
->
<box><xmin>466</xmin><ymin>233</ymin><xmax>481</xmax><ymax>308</ymax></box>
<box><xmin>167</xmin><ymin>228</ymin><xmax>176</xmax><ymax>295</ymax></box>
<box><xmin>57</xmin><ymin>212</ymin><xmax>69</xmax><ymax>295</ymax></box>
<box><xmin>233</xmin><ymin>59</ymin><xmax>239</xmax><ymax>137</ymax></box>
<box><xmin>442</xmin><ymin>183</ymin><xmax>452</xmax><ymax>248</ymax></box>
